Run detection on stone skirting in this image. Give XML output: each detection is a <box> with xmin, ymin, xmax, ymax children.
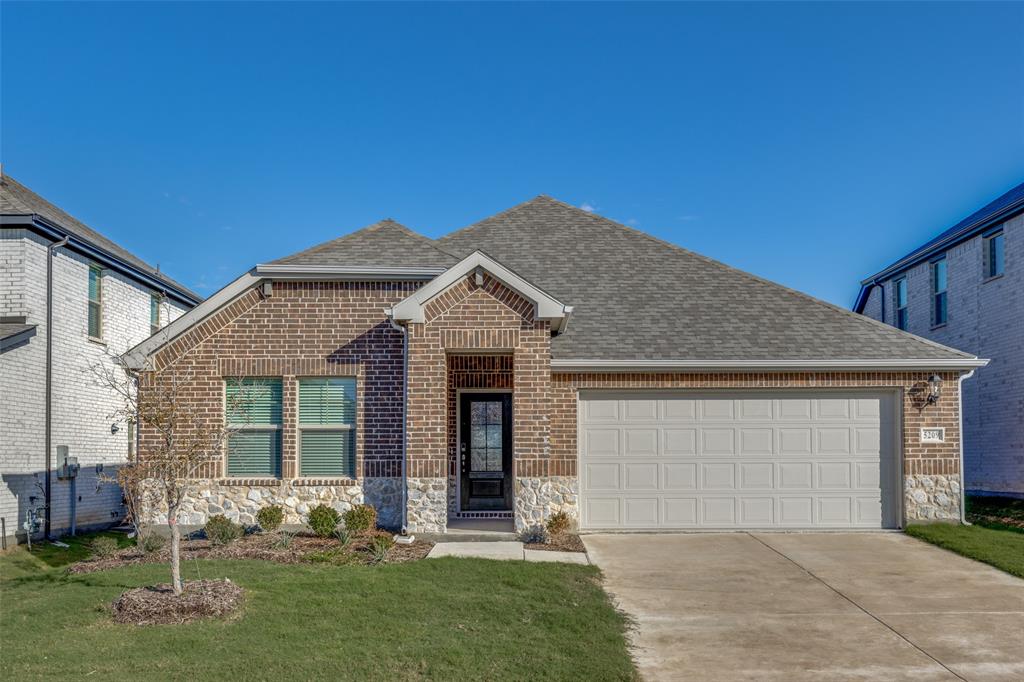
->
<box><xmin>140</xmin><ymin>477</ymin><xmax>403</xmax><ymax>529</ymax></box>
<box><xmin>514</xmin><ymin>476</ymin><xmax>579</xmax><ymax>532</ymax></box>
<box><xmin>407</xmin><ymin>477</ymin><xmax>447</xmax><ymax>533</ymax></box>
<box><xmin>904</xmin><ymin>474</ymin><xmax>962</xmax><ymax>522</ymax></box>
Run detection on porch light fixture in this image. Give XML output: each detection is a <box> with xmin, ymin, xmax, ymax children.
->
<box><xmin>926</xmin><ymin>374</ymin><xmax>942</xmax><ymax>405</ymax></box>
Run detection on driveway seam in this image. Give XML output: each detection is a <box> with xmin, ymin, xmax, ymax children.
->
<box><xmin>747</xmin><ymin>533</ymin><xmax>968</xmax><ymax>682</ymax></box>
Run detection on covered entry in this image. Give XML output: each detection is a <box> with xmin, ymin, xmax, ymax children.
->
<box><xmin>578</xmin><ymin>391</ymin><xmax>900</xmax><ymax>530</ymax></box>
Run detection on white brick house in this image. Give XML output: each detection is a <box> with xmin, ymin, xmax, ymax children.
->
<box><xmin>855</xmin><ymin>181</ymin><xmax>1023</xmax><ymax>496</ymax></box>
<box><xmin>1</xmin><ymin>173</ymin><xmax>200</xmax><ymax>546</ymax></box>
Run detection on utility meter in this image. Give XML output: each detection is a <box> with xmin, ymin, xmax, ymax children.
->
<box><xmin>56</xmin><ymin>446</ymin><xmax>80</xmax><ymax>480</ymax></box>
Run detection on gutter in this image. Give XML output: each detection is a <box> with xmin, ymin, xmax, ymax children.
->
<box><xmin>957</xmin><ymin>369</ymin><xmax>977</xmax><ymax>524</ymax></box>
<box><xmin>44</xmin><ymin>235</ymin><xmax>70</xmax><ymax>538</ymax></box>
<box><xmin>386</xmin><ymin>313</ymin><xmax>411</xmax><ymax>536</ymax></box>
<box><xmin>550</xmin><ymin>358</ymin><xmax>990</xmax><ymax>372</ymax></box>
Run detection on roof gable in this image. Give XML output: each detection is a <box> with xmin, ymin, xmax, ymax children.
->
<box><xmin>271</xmin><ymin>219</ymin><xmax>457</xmax><ymax>269</ymax></box>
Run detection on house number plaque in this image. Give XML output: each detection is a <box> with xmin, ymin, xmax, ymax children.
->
<box><xmin>920</xmin><ymin>427</ymin><xmax>945</xmax><ymax>443</ymax></box>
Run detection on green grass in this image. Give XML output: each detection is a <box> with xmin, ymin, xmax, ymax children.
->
<box><xmin>906</xmin><ymin>523</ymin><xmax>1024</xmax><ymax>578</ymax></box>
<box><xmin>0</xmin><ymin>538</ymin><xmax>636</xmax><ymax>681</ymax></box>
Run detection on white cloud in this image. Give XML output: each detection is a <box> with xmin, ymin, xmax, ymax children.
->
<box><xmin>580</xmin><ymin>202</ymin><xmax>597</xmax><ymax>213</ymax></box>
<box><xmin>627</xmin><ymin>218</ymin><xmax>639</xmax><ymax>226</ymax></box>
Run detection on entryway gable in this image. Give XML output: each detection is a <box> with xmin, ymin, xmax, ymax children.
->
<box><xmin>388</xmin><ymin>250</ymin><xmax>573</xmax><ymax>332</ymax></box>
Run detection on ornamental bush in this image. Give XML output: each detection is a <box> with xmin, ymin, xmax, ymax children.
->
<box><xmin>342</xmin><ymin>504</ymin><xmax>377</xmax><ymax>533</ymax></box>
<box><xmin>205</xmin><ymin>515</ymin><xmax>244</xmax><ymax>546</ymax></box>
<box><xmin>307</xmin><ymin>504</ymin><xmax>342</xmax><ymax>538</ymax></box>
<box><xmin>138</xmin><ymin>532</ymin><xmax>166</xmax><ymax>554</ymax></box>
<box><xmin>89</xmin><ymin>535</ymin><xmax>120</xmax><ymax>559</ymax></box>
<box><xmin>256</xmin><ymin>505</ymin><xmax>285</xmax><ymax>532</ymax></box>
<box><xmin>546</xmin><ymin>511</ymin><xmax>574</xmax><ymax>536</ymax></box>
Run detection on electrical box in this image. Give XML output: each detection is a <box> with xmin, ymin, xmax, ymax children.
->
<box><xmin>56</xmin><ymin>446</ymin><xmax>80</xmax><ymax>480</ymax></box>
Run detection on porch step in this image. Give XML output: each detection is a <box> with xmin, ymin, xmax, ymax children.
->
<box><xmin>424</xmin><ymin>517</ymin><xmax>517</xmax><ymax>542</ymax></box>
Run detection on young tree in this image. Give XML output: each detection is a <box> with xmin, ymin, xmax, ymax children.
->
<box><xmin>92</xmin><ymin>349</ymin><xmax>260</xmax><ymax>596</ymax></box>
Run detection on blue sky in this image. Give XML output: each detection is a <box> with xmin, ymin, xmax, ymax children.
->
<box><xmin>2</xmin><ymin>2</ymin><xmax>1022</xmax><ymax>305</ymax></box>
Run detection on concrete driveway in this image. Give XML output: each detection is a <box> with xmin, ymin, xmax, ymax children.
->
<box><xmin>583</xmin><ymin>533</ymin><xmax>1024</xmax><ymax>681</ymax></box>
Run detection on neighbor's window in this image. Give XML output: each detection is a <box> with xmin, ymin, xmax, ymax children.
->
<box><xmin>88</xmin><ymin>265</ymin><xmax>103</xmax><ymax>339</ymax></box>
<box><xmin>298</xmin><ymin>378</ymin><xmax>356</xmax><ymax>478</ymax></box>
<box><xmin>931</xmin><ymin>257</ymin><xmax>947</xmax><ymax>326</ymax></box>
<box><xmin>894</xmin><ymin>277</ymin><xmax>908</xmax><ymax>330</ymax></box>
<box><xmin>225</xmin><ymin>378</ymin><xmax>283</xmax><ymax>477</ymax></box>
<box><xmin>150</xmin><ymin>293</ymin><xmax>163</xmax><ymax>335</ymax></box>
<box><xmin>985</xmin><ymin>231</ymin><xmax>1005</xmax><ymax>278</ymax></box>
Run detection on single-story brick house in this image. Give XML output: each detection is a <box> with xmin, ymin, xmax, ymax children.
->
<box><xmin>126</xmin><ymin>196</ymin><xmax>987</xmax><ymax>533</ymax></box>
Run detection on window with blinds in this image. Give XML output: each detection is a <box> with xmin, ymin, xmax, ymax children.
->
<box><xmin>225</xmin><ymin>378</ymin><xmax>282</xmax><ymax>477</ymax></box>
<box><xmin>88</xmin><ymin>265</ymin><xmax>103</xmax><ymax>339</ymax></box>
<box><xmin>298</xmin><ymin>378</ymin><xmax>356</xmax><ymax>478</ymax></box>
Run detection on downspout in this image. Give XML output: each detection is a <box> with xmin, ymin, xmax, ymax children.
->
<box><xmin>957</xmin><ymin>370</ymin><xmax>976</xmax><ymax>524</ymax></box>
<box><xmin>387</xmin><ymin>314</ymin><xmax>410</xmax><ymax>535</ymax></box>
<box><xmin>45</xmin><ymin>235</ymin><xmax>70</xmax><ymax>539</ymax></box>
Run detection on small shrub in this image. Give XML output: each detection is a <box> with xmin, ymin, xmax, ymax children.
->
<box><xmin>342</xmin><ymin>504</ymin><xmax>377</xmax><ymax>533</ymax></box>
<box><xmin>307</xmin><ymin>504</ymin><xmax>342</xmax><ymax>538</ymax></box>
<box><xmin>256</xmin><ymin>505</ymin><xmax>284</xmax><ymax>532</ymax></box>
<box><xmin>546</xmin><ymin>511</ymin><xmax>574</xmax><ymax>536</ymax></box>
<box><xmin>334</xmin><ymin>527</ymin><xmax>352</xmax><ymax>549</ymax></box>
<box><xmin>273</xmin><ymin>529</ymin><xmax>298</xmax><ymax>549</ymax></box>
<box><xmin>520</xmin><ymin>525</ymin><xmax>549</xmax><ymax>545</ymax></box>
<box><xmin>138</xmin><ymin>532</ymin><xmax>166</xmax><ymax>554</ymax></box>
<box><xmin>89</xmin><ymin>535</ymin><xmax>120</xmax><ymax>559</ymax></box>
<box><xmin>205</xmin><ymin>515</ymin><xmax>244</xmax><ymax>546</ymax></box>
<box><xmin>370</xmin><ymin>535</ymin><xmax>394</xmax><ymax>564</ymax></box>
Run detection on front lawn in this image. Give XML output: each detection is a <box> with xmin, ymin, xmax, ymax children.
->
<box><xmin>0</xmin><ymin>541</ymin><xmax>636</xmax><ymax>681</ymax></box>
<box><xmin>965</xmin><ymin>494</ymin><xmax>1024</xmax><ymax>532</ymax></box>
<box><xmin>906</xmin><ymin>523</ymin><xmax>1024</xmax><ymax>579</ymax></box>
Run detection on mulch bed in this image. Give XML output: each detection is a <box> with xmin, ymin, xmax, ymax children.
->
<box><xmin>111</xmin><ymin>579</ymin><xmax>244</xmax><ymax>626</ymax></box>
<box><xmin>524</xmin><ymin>533</ymin><xmax>586</xmax><ymax>553</ymax></box>
<box><xmin>69</xmin><ymin>531</ymin><xmax>434</xmax><ymax>575</ymax></box>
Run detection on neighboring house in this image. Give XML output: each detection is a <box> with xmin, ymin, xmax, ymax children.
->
<box><xmin>854</xmin><ymin>182</ymin><xmax>1023</xmax><ymax>496</ymax></box>
<box><xmin>0</xmin><ymin>173</ymin><xmax>201</xmax><ymax>546</ymax></box>
<box><xmin>127</xmin><ymin>196</ymin><xmax>986</xmax><ymax>535</ymax></box>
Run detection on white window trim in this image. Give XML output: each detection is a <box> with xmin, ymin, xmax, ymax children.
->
<box><xmin>222</xmin><ymin>379</ymin><xmax>284</xmax><ymax>479</ymax></box>
<box><xmin>296</xmin><ymin>376</ymin><xmax>358</xmax><ymax>480</ymax></box>
<box><xmin>88</xmin><ymin>264</ymin><xmax>104</xmax><ymax>341</ymax></box>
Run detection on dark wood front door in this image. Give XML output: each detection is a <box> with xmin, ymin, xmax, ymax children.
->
<box><xmin>459</xmin><ymin>392</ymin><xmax>513</xmax><ymax>511</ymax></box>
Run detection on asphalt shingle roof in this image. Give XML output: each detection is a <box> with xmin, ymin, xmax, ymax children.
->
<box><xmin>271</xmin><ymin>219</ymin><xmax>458</xmax><ymax>268</ymax></box>
<box><xmin>437</xmin><ymin>196</ymin><xmax>972</xmax><ymax>361</ymax></box>
<box><xmin>0</xmin><ymin>322</ymin><xmax>36</xmax><ymax>342</ymax></box>
<box><xmin>0</xmin><ymin>174</ymin><xmax>201</xmax><ymax>301</ymax></box>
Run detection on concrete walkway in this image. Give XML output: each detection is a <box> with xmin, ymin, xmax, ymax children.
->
<box><xmin>427</xmin><ymin>541</ymin><xmax>589</xmax><ymax>564</ymax></box>
<box><xmin>584</xmin><ymin>532</ymin><xmax>1024</xmax><ymax>682</ymax></box>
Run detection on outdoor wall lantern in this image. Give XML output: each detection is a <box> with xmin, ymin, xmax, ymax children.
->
<box><xmin>926</xmin><ymin>374</ymin><xmax>942</xmax><ymax>405</ymax></box>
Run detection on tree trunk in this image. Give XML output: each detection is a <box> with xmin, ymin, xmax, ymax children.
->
<box><xmin>168</xmin><ymin>509</ymin><xmax>182</xmax><ymax>596</ymax></box>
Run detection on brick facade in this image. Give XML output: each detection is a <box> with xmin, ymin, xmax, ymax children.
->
<box><xmin>859</xmin><ymin>212</ymin><xmax>1023</xmax><ymax>494</ymax></box>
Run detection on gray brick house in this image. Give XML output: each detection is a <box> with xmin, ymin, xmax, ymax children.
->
<box><xmin>854</xmin><ymin>181</ymin><xmax>1023</xmax><ymax>496</ymax></box>
<box><xmin>0</xmin><ymin>173</ymin><xmax>200</xmax><ymax>546</ymax></box>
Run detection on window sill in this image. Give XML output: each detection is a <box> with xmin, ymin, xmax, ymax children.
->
<box><xmin>982</xmin><ymin>273</ymin><xmax>1004</xmax><ymax>284</ymax></box>
<box><xmin>292</xmin><ymin>477</ymin><xmax>358</xmax><ymax>486</ymax></box>
<box><xmin>87</xmin><ymin>336</ymin><xmax>106</xmax><ymax>346</ymax></box>
<box><xmin>218</xmin><ymin>477</ymin><xmax>282</xmax><ymax>486</ymax></box>
<box><xmin>930</xmin><ymin>323</ymin><xmax>947</xmax><ymax>331</ymax></box>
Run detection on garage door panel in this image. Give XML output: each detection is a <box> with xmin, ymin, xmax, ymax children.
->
<box><xmin>663</xmin><ymin>498</ymin><xmax>698</xmax><ymax>525</ymax></box>
<box><xmin>739</xmin><ymin>428</ymin><xmax>774</xmax><ymax>455</ymax></box>
<box><xmin>624</xmin><ymin>498</ymin><xmax>659</xmax><ymax>525</ymax></box>
<box><xmin>624</xmin><ymin>428</ymin><xmax>658</xmax><ymax>456</ymax></box>
<box><xmin>664</xmin><ymin>429</ymin><xmax>697</xmax><ymax>455</ymax></box>
<box><xmin>579</xmin><ymin>391</ymin><xmax>896</xmax><ymax>530</ymax></box>
<box><xmin>624</xmin><ymin>463</ymin><xmax>659</xmax><ymax>490</ymax></box>
<box><xmin>584</xmin><ymin>428</ymin><xmax>620</xmax><ymax>456</ymax></box>
<box><xmin>585</xmin><ymin>463</ymin><xmax>620</xmax><ymax>490</ymax></box>
<box><xmin>701</xmin><ymin>429</ymin><xmax>735</xmax><ymax>455</ymax></box>
<box><xmin>702</xmin><ymin>462</ymin><xmax>736</xmax><ymax>490</ymax></box>
<box><xmin>663</xmin><ymin>463</ymin><xmax>697</xmax><ymax>490</ymax></box>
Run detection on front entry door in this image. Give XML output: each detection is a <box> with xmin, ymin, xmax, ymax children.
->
<box><xmin>459</xmin><ymin>393</ymin><xmax>513</xmax><ymax>511</ymax></box>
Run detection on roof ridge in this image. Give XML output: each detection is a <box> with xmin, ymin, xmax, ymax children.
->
<box><xmin>381</xmin><ymin>219</ymin><xmax>462</xmax><ymax>259</ymax></box>
<box><xmin>438</xmin><ymin>194</ymin><xmax>556</xmax><ymax>242</ymax></box>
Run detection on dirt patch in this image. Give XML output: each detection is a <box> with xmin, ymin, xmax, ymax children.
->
<box><xmin>69</xmin><ymin>532</ymin><xmax>434</xmax><ymax>575</ymax></box>
<box><xmin>111</xmin><ymin>579</ymin><xmax>244</xmax><ymax>626</ymax></box>
<box><xmin>524</xmin><ymin>533</ymin><xmax>586</xmax><ymax>553</ymax></box>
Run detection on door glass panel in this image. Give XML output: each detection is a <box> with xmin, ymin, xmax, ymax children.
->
<box><xmin>470</xmin><ymin>400</ymin><xmax>503</xmax><ymax>472</ymax></box>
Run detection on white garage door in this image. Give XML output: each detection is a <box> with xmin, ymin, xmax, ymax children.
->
<box><xmin>579</xmin><ymin>391</ymin><xmax>900</xmax><ymax>530</ymax></box>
